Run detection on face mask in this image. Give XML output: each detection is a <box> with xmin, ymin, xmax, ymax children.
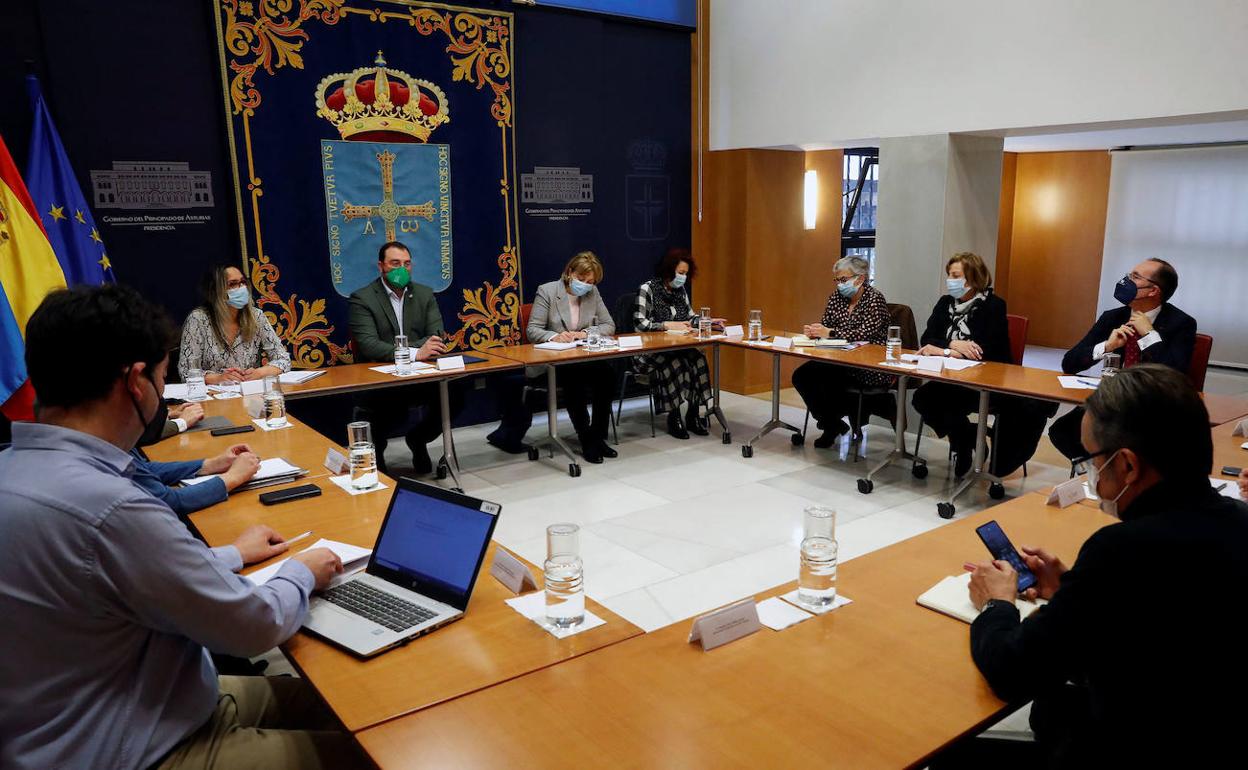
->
<box><xmin>569</xmin><ymin>278</ymin><xmax>593</xmax><ymax>297</ymax></box>
<box><xmin>670</xmin><ymin>273</ymin><xmax>687</xmax><ymax>289</ymax></box>
<box><xmin>1088</xmin><ymin>448</ymin><xmax>1130</xmax><ymax>518</ymax></box>
<box><xmin>226</xmin><ymin>286</ymin><xmax>250</xmax><ymax>309</ymax></box>
<box><xmin>946</xmin><ymin>277</ymin><xmax>968</xmax><ymax>300</ymax></box>
<box><xmin>131</xmin><ymin>370</ymin><xmax>169</xmax><ymax>448</ymax></box>
<box><xmin>1113</xmin><ymin>275</ymin><xmax>1139</xmax><ymax>305</ymax></box>
<box><xmin>385</xmin><ymin>266</ymin><xmax>411</xmax><ymax>290</ymax></box>
<box><xmin>837</xmin><ymin>279</ymin><xmax>859</xmax><ymax>299</ymax></box>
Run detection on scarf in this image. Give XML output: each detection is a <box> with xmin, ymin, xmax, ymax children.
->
<box><xmin>945</xmin><ymin>293</ymin><xmax>985</xmax><ymax>341</ymax></box>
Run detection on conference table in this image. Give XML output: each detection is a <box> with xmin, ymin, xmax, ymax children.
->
<box><xmin>145</xmin><ymin>396</ymin><xmax>643</xmax><ymax>733</ymax></box>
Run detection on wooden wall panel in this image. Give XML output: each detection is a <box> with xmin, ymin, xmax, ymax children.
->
<box><xmin>999</xmin><ymin>151</ymin><xmax>1112</xmax><ymax>348</ymax></box>
<box><xmin>994</xmin><ymin>151</ymin><xmax>1017</xmax><ymax>299</ymax></box>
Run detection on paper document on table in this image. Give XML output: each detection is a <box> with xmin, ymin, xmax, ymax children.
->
<box><xmin>163</xmin><ymin>383</ymin><xmax>190</xmax><ymax>399</ymax></box>
<box><xmin>917</xmin><ymin>572</ymin><xmax>1045</xmax><ymax>624</ymax></box>
<box><xmin>1212</xmin><ymin>477</ymin><xmax>1243</xmax><ymax>501</ymax></box>
<box><xmin>369</xmin><ymin>362</ymin><xmax>435</xmax><ymax>377</ymax></box>
<box><xmin>756</xmin><ymin>596</ymin><xmax>813</xmax><ymax>631</ymax></box>
<box><xmin>246</xmin><ymin>539</ymin><xmax>372</xmax><ymax>588</ymax></box>
<box><xmin>534</xmin><ymin>341</ymin><xmax>579</xmax><ymax>351</ymax></box>
<box><xmin>279</xmin><ymin>370</ymin><xmax>326</xmax><ymax>384</ymax></box>
<box><xmin>941</xmin><ymin>359</ymin><xmax>983</xmax><ymax>371</ymax></box>
<box><xmin>182</xmin><ymin>457</ymin><xmax>306</xmax><ymax>487</ymax></box>
<box><xmin>1058</xmin><ymin>376</ymin><xmax>1100</xmax><ymax>390</ymax></box>
<box><xmin>504</xmin><ymin>590</ymin><xmax>607</xmax><ymax>639</ymax></box>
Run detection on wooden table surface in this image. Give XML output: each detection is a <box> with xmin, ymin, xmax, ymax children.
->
<box><xmin>489</xmin><ymin>330</ymin><xmax>713</xmax><ymax>366</ymax></box>
<box><xmin>356</xmin><ymin>493</ymin><xmax>1114</xmax><ymax>769</ymax></box>
<box><xmin>1203</xmin><ymin>392</ymin><xmax>1248</xmax><ymax>427</ymax></box>
<box><xmin>1212</xmin><ymin>418</ymin><xmax>1247</xmax><ymax>475</ymax></box>
<box><xmin>276</xmin><ymin>351</ymin><xmax>523</xmax><ymax>400</ymax></box>
<box><xmin>146</xmin><ymin>397</ymin><xmax>642</xmax><ymax>732</ymax></box>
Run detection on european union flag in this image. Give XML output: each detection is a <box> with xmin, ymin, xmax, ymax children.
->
<box><xmin>25</xmin><ymin>74</ymin><xmax>114</xmax><ymax>285</ymax></box>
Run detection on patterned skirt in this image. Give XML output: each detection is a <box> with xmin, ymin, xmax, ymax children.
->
<box><xmin>635</xmin><ymin>348</ymin><xmax>714</xmax><ymax>415</ymax></box>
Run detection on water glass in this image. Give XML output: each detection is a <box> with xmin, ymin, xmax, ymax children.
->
<box><xmin>184</xmin><ymin>368</ymin><xmax>207</xmax><ymax>401</ymax></box>
<box><xmin>544</xmin><ymin>523</ymin><xmax>585</xmax><ymax>628</ymax></box>
<box><xmin>797</xmin><ymin>505</ymin><xmax>838</xmax><ymax>607</ymax></box>
<box><xmin>748</xmin><ymin>309</ymin><xmax>763</xmax><ymax>341</ymax></box>
<box><xmin>262</xmin><ymin>376</ymin><xmax>287</xmax><ymax>428</ymax></box>
<box><xmin>585</xmin><ymin>327</ymin><xmax>602</xmax><ymax>351</ymax></box>
<box><xmin>347</xmin><ymin>421</ymin><xmax>377</xmax><ymax>489</ymax></box>
<box><xmin>1102</xmin><ymin>352</ymin><xmax>1121</xmax><ymax>378</ymax></box>
<box><xmin>886</xmin><ymin>325</ymin><xmax>902</xmax><ymax>361</ymax></box>
<box><xmin>394</xmin><ymin>334</ymin><xmax>411</xmax><ymax>376</ymax></box>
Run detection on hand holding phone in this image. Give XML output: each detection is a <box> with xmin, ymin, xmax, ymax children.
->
<box><xmin>975</xmin><ymin>520</ymin><xmax>1038</xmax><ymax>593</ymax></box>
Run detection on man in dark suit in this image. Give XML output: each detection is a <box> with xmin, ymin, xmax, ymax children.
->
<box><xmin>1047</xmin><ymin>258</ymin><xmax>1196</xmax><ymax>461</ymax></box>
<box><xmin>348</xmin><ymin>240</ymin><xmax>463</xmax><ymax>474</ymax></box>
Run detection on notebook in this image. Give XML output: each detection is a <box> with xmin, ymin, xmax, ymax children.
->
<box><xmin>917</xmin><ymin>572</ymin><xmax>1045</xmax><ymax>624</ymax></box>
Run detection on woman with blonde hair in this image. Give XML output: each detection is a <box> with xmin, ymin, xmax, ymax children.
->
<box><xmin>179</xmin><ymin>264</ymin><xmax>290</xmax><ymax>384</ymax></box>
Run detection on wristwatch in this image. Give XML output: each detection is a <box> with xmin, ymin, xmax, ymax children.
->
<box><xmin>943</xmin><ymin>348</ymin><xmax>951</xmax><ymax>357</ymax></box>
<box><xmin>980</xmin><ymin>599</ymin><xmax>1016</xmax><ymax>614</ymax></box>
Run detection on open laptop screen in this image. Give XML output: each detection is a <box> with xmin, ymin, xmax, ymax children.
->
<box><xmin>369</xmin><ymin>482</ymin><xmax>499</xmax><ymax>609</ymax></box>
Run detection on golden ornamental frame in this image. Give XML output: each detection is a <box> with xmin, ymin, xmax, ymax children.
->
<box><xmin>213</xmin><ymin>0</ymin><xmax>523</xmax><ymax>366</ymax></box>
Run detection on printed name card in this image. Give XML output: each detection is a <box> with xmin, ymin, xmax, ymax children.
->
<box><xmin>1233</xmin><ymin>419</ymin><xmax>1248</xmax><ymax>437</ymax></box>
<box><xmin>1046</xmin><ymin>476</ymin><xmax>1089</xmax><ymax>508</ymax></box>
<box><xmin>772</xmin><ymin>336</ymin><xmax>793</xmax><ymax>351</ymax></box>
<box><xmin>917</xmin><ymin>355</ymin><xmax>945</xmax><ymax>373</ymax></box>
<box><xmin>436</xmin><ymin>355</ymin><xmax>466</xmax><ymax>371</ymax></box>
<box><xmin>323</xmin><ymin>447</ymin><xmax>350</xmax><ymax>474</ymax></box>
<box><xmin>239</xmin><ymin>379</ymin><xmax>265</xmax><ymax>396</ymax></box>
<box><xmin>618</xmin><ymin>335</ymin><xmax>644</xmax><ymax>349</ymax></box>
<box><xmin>687</xmin><ymin>598</ymin><xmax>761</xmax><ymax>651</ymax></box>
<box><xmin>490</xmin><ymin>547</ymin><xmax>538</xmax><ymax>594</ymax></box>
<box><xmin>722</xmin><ymin>324</ymin><xmax>745</xmax><ymax>338</ymax></box>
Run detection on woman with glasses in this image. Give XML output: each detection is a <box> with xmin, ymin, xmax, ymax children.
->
<box><xmin>178</xmin><ymin>265</ymin><xmax>291</xmax><ymax>384</ymax></box>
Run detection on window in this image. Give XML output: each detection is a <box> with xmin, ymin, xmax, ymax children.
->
<box><xmin>842</xmin><ymin>148</ymin><xmax>879</xmax><ymax>266</ymax></box>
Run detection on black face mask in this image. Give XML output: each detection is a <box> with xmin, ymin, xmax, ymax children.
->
<box><xmin>131</xmin><ymin>370</ymin><xmax>169</xmax><ymax>448</ymax></box>
<box><xmin>1113</xmin><ymin>275</ymin><xmax>1140</xmax><ymax>305</ymax></box>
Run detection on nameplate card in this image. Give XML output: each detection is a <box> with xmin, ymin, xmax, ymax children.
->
<box><xmin>687</xmin><ymin>598</ymin><xmax>761</xmax><ymax>651</ymax></box>
<box><xmin>722</xmin><ymin>324</ymin><xmax>745</xmax><ymax>338</ymax></box>
<box><xmin>239</xmin><ymin>379</ymin><xmax>265</xmax><ymax>396</ymax></box>
<box><xmin>324</xmin><ymin>447</ymin><xmax>350</xmax><ymax>475</ymax></box>
<box><xmin>490</xmin><ymin>548</ymin><xmax>538</xmax><ymax>594</ymax></box>
<box><xmin>618</xmin><ymin>335</ymin><xmax>643</xmax><ymax>349</ymax></box>
<box><xmin>917</xmin><ymin>355</ymin><xmax>945</xmax><ymax>373</ymax></box>
<box><xmin>436</xmin><ymin>355</ymin><xmax>466</xmax><ymax>371</ymax></box>
<box><xmin>772</xmin><ymin>336</ymin><xmax>793</xmax><ymax>351</ymax></box>
<box><xmin>1046</xmin><ymin>476</ymin><xmax>1089</xmax><ymax>508</ymax></box>
<box><xmin>1233</xmin><ymin>419</ymin><xmax>1248</xmax><ymax>438</ymax></box>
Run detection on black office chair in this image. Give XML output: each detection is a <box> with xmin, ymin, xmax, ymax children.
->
<box><xmin>612</xmin><ymin>291</ymin><xmax>657</xmax><ymax>439</ymax></box>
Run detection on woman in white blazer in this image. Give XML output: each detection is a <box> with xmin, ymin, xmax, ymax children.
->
<box><xmin>527</xmin><ymin>251</ymin><xmax>618</xmax><ymax>463</ymax></box>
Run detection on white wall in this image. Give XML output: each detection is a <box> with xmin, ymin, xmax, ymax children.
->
<box><xmin>710</xmin><ymin>0</ymin><xmax>1248</xmax><ymax>150</ymax></box>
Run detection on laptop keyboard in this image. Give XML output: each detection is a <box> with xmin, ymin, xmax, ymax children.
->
<box><xmin>322</xmin><ymin>580</ymin><xmax>438</xmax><ymax>632</ymax></box>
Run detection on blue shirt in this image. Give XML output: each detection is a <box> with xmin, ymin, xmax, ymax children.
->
<box><xmin>0</xmin><ymin>423</ymin><xmax>315</xmax><ymax>770</ymax></box>
<box><xmin>129</xmin><ymin>449</ymin><xmax>229</xmax><ymax>517</ymax></box>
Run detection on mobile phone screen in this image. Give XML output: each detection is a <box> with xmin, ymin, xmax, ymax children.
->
<box><xmin>975</xmin><ymin>520</ymin><xmax>1038</xmax><ymax>592</ymax></box>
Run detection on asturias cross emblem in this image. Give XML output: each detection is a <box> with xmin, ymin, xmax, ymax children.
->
<box><xmin>342</xmin><ymin>150</ymin><xmax>435</xmax><ymax>240</ymax></box>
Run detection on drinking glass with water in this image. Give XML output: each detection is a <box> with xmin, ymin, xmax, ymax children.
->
<box><xmin>886</xmin><ymin>325</ymin><xmax>902</xmax><ymax>361</ymax></box>
<box><xmin>347</xmin><ymin>420</ymin><xmax>378</xmax><ymax>490</ymax></box>
<box><xmin>748</xmin><ymin>309</ymin><xmax>763</xmax><ymax>341</ymax></box>
<box><xmin>585</xmin><ymin>326</ymin><xmax>602</xmax><ymax>351</ymax></box>
<box><xmin>394</xmin><ymin>334</ymin><xmax>411</xmax><ymax>376</ymax></box>
<box><xmin>262</xmin><ymin>376</ymin><xmax>287</xmax><ymax>429</ymax></box>
<box><xmin>185</xmin><ymin>368</ymin><xmax>208</xmax><ymax>401</ymax></box>
<box><xmin>1102</xmin><ymin>352</ymin><xmax>1121</xmax><ymax>378</ymax></box>
<box><xmin>698</xmin><ymin>306</ymin><xmax>712</xmax><ymax>339</ymax></box>
<box><xmin>797</xmin><ymin>505</ymin><xmax>838</xmax><ymax>607</ymax></box>
<box><xmin>544</xmin><ymin>523</ymin><xmax>585</xmax><ymax>628</ymax></box>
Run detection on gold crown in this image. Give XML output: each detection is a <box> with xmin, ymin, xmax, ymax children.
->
<box><xmin>315</xmin><ymin>52</ymin><xmax>450</xmax><ymax>142</ymax></box>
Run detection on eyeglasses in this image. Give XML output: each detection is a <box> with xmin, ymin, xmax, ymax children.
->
<box><xmin>226</xmin><ymin>279</ymin><xmax>246</xmax><ymax>289</ymax></box>
<box><xmin>1070</xmin><ymin>447</ymin><xmax>1116</xmax><ymax>466</ymax></box>
<box><xmin>1127</xmin><ymin>271</ymin><xmax>1159</xmax><ymax>287</ymax></box>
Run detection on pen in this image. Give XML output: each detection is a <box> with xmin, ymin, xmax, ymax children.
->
<box><xmin>1077</xmin><ymin>378</ymin><xmax>1100</xmax><ymax>388</ymax></box>
<box><xmin>285</xmin><ymin>530</ymin><xmax>313</xmax><ymax>547</ymax></box>
<box><xmin>1213</xmin><ymin>483</ymin><xmax>1228</xmax><ymax>493</ymax></box>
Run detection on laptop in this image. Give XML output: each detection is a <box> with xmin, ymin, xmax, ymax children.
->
<box><xmin>302</xmin><ymin>478</ymin><xmax>501</xmax><ymax>657</ymax></box>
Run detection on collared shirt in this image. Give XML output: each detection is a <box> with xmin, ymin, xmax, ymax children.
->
<box><xmin>0</xmin><ymin>423</ymin><xmax>314</xmax><ymax>770</ymax></box>
<box><xmin>1092</xmin><ymin>304</ymin><xmax>1162</xmax><ymax>360</ymax></box>
<box><xmin>383</xmin><ymin>277</ymin><xmax>407</xmax><ymax>336</ymax></box>
<box><xmin>128</xmin><ymin>449</ymin><xmax>230</xmax><ymax>518</ymax></box>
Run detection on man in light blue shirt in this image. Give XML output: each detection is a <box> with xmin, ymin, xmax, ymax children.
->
<box><xmin>0</xmin><ymin>285</ymin><xmax>359</xmax><ymax>769</ymax></box>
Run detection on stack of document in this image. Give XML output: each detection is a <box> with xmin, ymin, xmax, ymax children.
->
<box><xmin>792</xmin><ymin>334</ymin><xmax>853</xmax><ymax>348</ymax></box>
<box><xmin>534</xmin><ymin>340</ymin><xmax>579</xmax><ymax>351</ymax></box>
<box><xmin>245</xmin><ymin>539</ymin><xmax>372</xmax><ymax>589</ymax></box>
<box><xmin>181</xmin><ymin>457</ymin><xmax>308</xmax><ymax>492</ymax></box>
<box><xmin>279</xmin><ymin>370</ymin><xmax>326</xmax><ymax>385</ymax></box>
<box><xmin>917</xmin><ymin>572</ymin><xmax>1045</xmax><ymax>624</ymax></box>
<box><xmin>368</xmin><ymin>361</ymin><xmax>435</xmax><ymax>377</ymax></box>
<box><xmin>1057</xmin><ymin>375</ymin><xmax>1100</xmax><ymax>390</ymax></box>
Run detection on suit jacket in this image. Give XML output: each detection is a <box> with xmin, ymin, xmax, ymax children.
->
<box><xmin>971</xmin><ymin>479</ymin><xmax>1248</xmax><ymax>767</ymax></box>
<box><xmin>527</xmin><ymin>280</ymin><xmax>616</xmax><ymax>343</ymax></box>
<box><xmin>1061</xmin><ymin>303</ymin><xmax>1196</xmax><ymax>375</ymax></box>
<box><xmin>919</xmin><ymin>291</ymin><xmax>1012</xmax><ymax>363</ymax></box>
<box><xmin>348</xmin><ymin>278</ymin><xmax>444</xmax><ymax>363</ymax></box>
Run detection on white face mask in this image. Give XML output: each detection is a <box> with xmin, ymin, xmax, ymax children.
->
<box><xmin>1088</xmin><ymin>448</ymin><xmax>1130</xmax><ymax>518</ymax></box>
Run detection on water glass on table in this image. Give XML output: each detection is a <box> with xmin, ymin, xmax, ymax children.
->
<box><xmin>544</xmin><ymin>523</ymin><xmax>585</xmax><ymax>628</ymax></box>
<box><xmin>697</xmin><ymin>306</ymin><xmax>712</xmax><ymax>339</ymax></box>
<box><xmin>797</xmin><ymin>505</ymin><xmax>838</xmax><ymax>607</ymax></box>
<box><xmin>585</xmin><ymin>327</ymin><xmax>602</xmax><ymax>351</ymax></box>
<box><xmin>748</xmin><ymin>309</ymin><xmax>763</xmax><ymax>341</ymax></box>
<box><xmin>1102</xmin><ymin>352</ymin><xmax>1121</xmax><ymax>378</ymax></box>
<box><xmin>394</xmin><ymin>334</ymin><xmax>411</xmax><ymax>376</ymax></box>
<box><xmin>184</xmin><ymin>368</ymin><xmax>208</xmax><ymax>402</ymax></box>
<box><xmin>262</xmin><ymin>376</ymin><xmax>287</xmax><ymax>428</ymax></box>
<box><xmin>347</xmin><ymin>420</ymin><xmax>378</xmax><ymax>490</ymax></box>
<box><xmin>886</xmin><ymin>325</ymin><xmax>902</xmax><ymax>361</ymax></box>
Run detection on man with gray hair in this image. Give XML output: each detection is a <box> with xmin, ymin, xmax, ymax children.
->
<box><xmin>955</xmin><ymin>365</ymin><xmax>1247</xmax><ymax>767</ymax></box>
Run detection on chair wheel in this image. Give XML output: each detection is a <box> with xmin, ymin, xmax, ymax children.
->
<box><xmin>527</xmin><ymin>447</ymin><xmax>540</xmax><ymax>461</ymax></box>
<box><xmin>741</xmin><ymin>445</ymin><xmax>754</xmax><ymax>458</ymax></box>
<box><xmin>791</xmin><ymin>433</ymin><xmax>805</xmax><ymax>447</ymax></box>
<box><xmin>937</xmin><ymin>502</ymin><xmax>956</xmax><ymax>519</ymax></box>
<box><xmin>857</xmin><ymin>478</ymin><xmax>873</xmax><ymax>494</ymax></box>
<box><xmin>722</xmin><ymin>432</ymin><xmax>732</xmax><ymax>445</ymax></box>
<box><xmin>989</xmin><ymin>482</ymin><xmax>1005</xmax><ymax>500</ymax></box>
<box><xmin>569</xmin><ymin>463</ymin><xmax>582</xmax><ymax>477</ymax></box>
<box><xmin>912</xmin><ymin>462</ymin><xmax>929</xmax><ymax>480</ymax></box>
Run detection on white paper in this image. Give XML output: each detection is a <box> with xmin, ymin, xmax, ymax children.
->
<box><xmin>1212</xmin><ymin>477</ymin><xmax>1243</xmax><ymax>501</ymax></box>
<box><xmin>687</xmin><ymin>598</ymin><xmax>762</xmax><ymax>650</ymax></box>
<box><xmin>880</xmin><ymin>360</ymin><xmax>919</xmax><ymax>370</ymax></box>
<box><xmin>208</xmin><ymin>383</ymin><xmax>241</xmax><ymax>396</ymax></box>
<box><xmin>182</xmin><ymin>458</ymin><xmax>307</xmax><ymax>487</ymax></box>
<box><xmin>534</xmin><ymin>341</ymin><xmax>579</xmax><ymax>351</ymax></box>
<box><xmin>240</xmin><ymin>379</ymin><xmax>265</xmax><ymax>396</ymax></box>
<box><xmin>1232</xmin><ymin>419</ymin><xmax>1248</xmax><ymax>437</ymax></box>
<box><xmin>436</xmin><ymin>355</ymin><xmax>466</xmax><ymax>370</ymax></box>
<box><xmin>722</xmin><ymin>324</ymin><xmax>745</xmax><ymax>338</ymax></box>
<box><xmin>490</xmin><ymin>548</ymin><xmax>538</xmax><ymax>594</ymax></box>
<box><xmin>756</xmin><ymin>596</ymin><xmax>813</xmax><ymax>631</ymax></box>
<box><xmin>916</xmin><ymin>355</ymin><xmax>945</xmax><ymax>373</ymax></box>
<box><xmin>899</xmin><ymin>353</ymin><xmax>920</xmax><ymax>362</ymax></box>
<box><xmin>942</xmin><ymin>359</ymin><xmax>983</xmax><ymax>371</ymax></box>
<box><xmin>323</xmin><ymin>448</ymin><xmax>350</xmax><ymax>474</ymax></box>
<box><xmin>368</xmin><ymin>363</ymin><xmax>435</xmax><ymax>377</ymax></box>
<box><xmin>504</xmin><ymin>590</ymin><xmax>606</xmax><ymax>639</ymax></box>
<box><xmin>1058</xmin><ymin>376</ymin><xmax>1100</xmax><ymax>390</ymax></box>
<box><xmin>163</xmin><ymin>383</ymin><xmax>190</xmax><ymax>399</ymax></box>
<box><xmin>327</xmin><ymin>473</ymin><xmax>389</xmax><ymax>496</ymax></box>
<box><xmin>779</xmin><ymin>589</ymin><xmax>853</xmax><ymax>615</ymax></box>
<box><xmin>252</xmin><ymin>418</ymin><xmax>293</xmax><ymax>432</ymax></box>
<box><xmin>772</xmin><ymin>336</ymin><xmax>793</xmax><ymax>350</ymax></box>
<box><xmin>212</xmin><ymin>391</ymin><xmax>241</xmax><ymax>400</ymax></box>
<box><xmin>1047</xmin><ymin>476</ymin><xmax>1091</xmax><ymax>508</ymax></box>
<box><xmin>279</xmin><ymin>370</ymin><xmax>325</xmax><ymax>384</ymax></box>
<box><xmin>246</xmin><ymin>538</ymin><xmax>372</xmax><ymax>588</ymax></box>
<box><xmin>617</xmin><ymin>335</ymin><xmax>643</xmax><ymax>349</ymax></box>
<box><xmin>917</xmin><ymin>572</ymin><xmax>1044</xmax><ymax>624</ymax></box>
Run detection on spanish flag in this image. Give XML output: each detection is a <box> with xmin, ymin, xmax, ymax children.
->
<box><xmin>0</xmin><ymin>133</ymin><xmax>66</xmax><ymax>421</ymax></box>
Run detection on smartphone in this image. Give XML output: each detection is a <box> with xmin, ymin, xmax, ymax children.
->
<box><xmin>259</xmin><ymin>484</ymin><xmax>322</xmax><ymax>505</ymax></box>
<box><xmin>210</xmin><ymin>425</ymin><xmax>256</xmax><ymax>437</ymax></box>
<box><xmin>974</xmin><ymin>520</ymin><xmax>1038</xmax><ymax>593</ymax></box>
<box><xmin>1222</xmin><ymin>466</ymin><xmax>1243</xmax><ymax>477</ymax></box>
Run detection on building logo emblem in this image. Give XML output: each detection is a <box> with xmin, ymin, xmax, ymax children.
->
<box><xmin>89</xmin><ymin>162</ymin><xmax>213</xmax><ymax>210</ymax></box>
<box><xmin>625</xmin><ymin>140</ymin><xmax>669</xmax><ymax>241</ymax></box>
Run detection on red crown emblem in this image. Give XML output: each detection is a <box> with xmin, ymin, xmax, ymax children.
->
<box><xmin>315</xmin><ymin>52</ymin><xmax>449</xmax><ymax>143</ymax></box>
